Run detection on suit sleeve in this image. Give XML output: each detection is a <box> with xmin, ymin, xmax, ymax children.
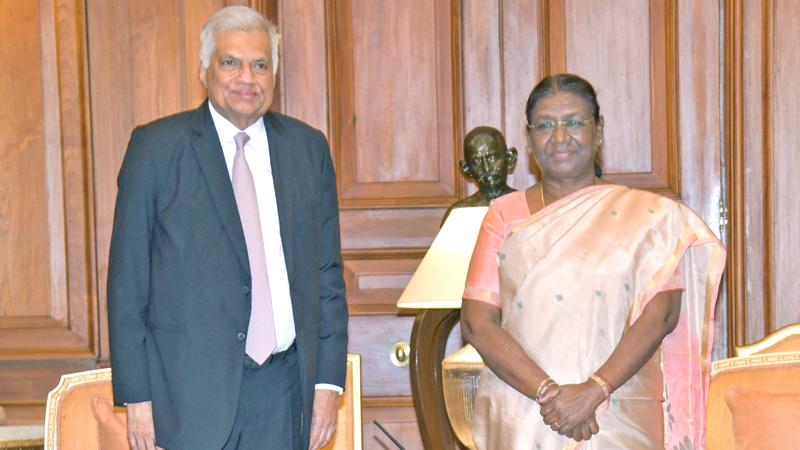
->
<box><xmin>314</xmin><ymin>131</ymin><xmax>349</xmax><ymax>388</ymax></box>
<box><xmin>107</xmin><ymin>126</ymin><xmax>155</xmax><ymax>405</ymax></box>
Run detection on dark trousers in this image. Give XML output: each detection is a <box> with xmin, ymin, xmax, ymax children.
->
<box><xmin>222</xmin><ymin>343</ymin><xmax>303</xmax><ymax>450</ymax></box>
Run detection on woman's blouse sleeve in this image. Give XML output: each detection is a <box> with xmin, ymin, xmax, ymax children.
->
<box><xmin>463</xmin><ymin>204</ymin><xmax>506</xmax><ymax>307</ymax></box>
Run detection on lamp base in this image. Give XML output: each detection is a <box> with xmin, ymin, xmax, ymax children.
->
<box><xmin>442</xmin><ymin>344</ymin><xmax>485</xmax><ymax>450</ymax></box>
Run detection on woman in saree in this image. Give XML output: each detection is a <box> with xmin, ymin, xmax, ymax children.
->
<box><xmin>461</xmin><ymin>73</ymin><xmax>725</xmax><ymax>450</ymax></box>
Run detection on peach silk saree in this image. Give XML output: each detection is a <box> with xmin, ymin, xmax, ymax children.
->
<box><xmin>464</xmin><ymin>185</ymin><xmax>725</xmax><ymax>450</ymax></box>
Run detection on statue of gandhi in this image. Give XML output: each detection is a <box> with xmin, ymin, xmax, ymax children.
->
<box><xmin>442</xmin><ymin>126</ymin><xmax>517</xmax><ymax>224</ymax></box>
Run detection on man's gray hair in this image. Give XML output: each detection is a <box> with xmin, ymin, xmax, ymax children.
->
<box><xmin>199</xmin><ymin>6</ymin><xmax>281</xmax><ymax>74</ymax></box>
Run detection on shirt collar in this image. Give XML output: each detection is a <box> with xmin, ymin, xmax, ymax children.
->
<box><xmin>207</xmin><ymin>101</ymin><xmax>266</xmax><ymax>144</ymax></box>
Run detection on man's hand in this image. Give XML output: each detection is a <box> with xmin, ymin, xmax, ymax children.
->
<box><xmin>307</xmin><ymin>389</ymin><xmax>339</xmax><ymax>450</ymax></box>
<box><xmin>126</xmin><ymin>401</ymin><xmax>164</xmax><ymax>450</ymax></box>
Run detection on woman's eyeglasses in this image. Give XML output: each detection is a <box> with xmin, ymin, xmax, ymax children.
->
<box><xmin>527</xmin><ymin>117</ymin><xmax>595</xmax><ymax>136</ymax></box>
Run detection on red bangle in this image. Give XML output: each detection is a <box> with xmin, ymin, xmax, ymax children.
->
<box><xmin>591</xmin><ymin>372</ymin><xmax>615</xmax><ymax>395</ymax></box>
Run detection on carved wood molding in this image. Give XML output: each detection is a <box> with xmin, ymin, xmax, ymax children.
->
<box><xmin>712</xmin><ymin>351</ymin><xmax>800</xmax><ymax>376</ymax></box>
<box><xmin>724</xmin><ymin>0</ymin><xmax>746</xmax><ymax>356</ymax></box>
<box><xmin>760</xmin><ymin>0</ymin><xmax>774</xmax><ymax>338</ymax></box>
<box><xmin>362</xmin><ymin>396</ymin><xmax>415</xmax><ymax>408</ymax></box>
<box><xmin>725</xmin><ymin>0</ymin><xmax>778</xmax><ymax>353</ymax></box>
<box><xmin>343</xmin><ymin>248</ymin><xmax>428</xmax><ymax>260</ymax></box>
<box><xmin>343</xmin><ymin>249</ymin><xmax>426</xmax><ymax>316</ymax></box>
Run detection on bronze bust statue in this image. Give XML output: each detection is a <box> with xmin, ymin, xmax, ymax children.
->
<box><xmin>442</xmin><ymin>126</ymin><xmax>517</xmax><ymax>224</ymax></box>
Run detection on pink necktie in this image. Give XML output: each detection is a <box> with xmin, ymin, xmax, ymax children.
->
<box><xmin>233</xmin><ymin>131</ymin><xmax>277</xmax><ymax>364</ymax></box>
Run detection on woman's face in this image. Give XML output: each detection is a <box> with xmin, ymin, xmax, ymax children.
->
<box><xmin>527</xmin><ymin>90</ymin><xmax>603</xmax><ymax>182</ymax></box>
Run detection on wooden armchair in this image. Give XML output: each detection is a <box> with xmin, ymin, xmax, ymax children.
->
<box><xmin>44</xmin><ymin>354</ymin><xmax>362</xmax><ymax>450</ymax></box>
<box><xmin>322</xmin><ymin>353</ymin><xmax>363</xmax><ymax>450</ymax></box>
<box><xmin>707</xmin><ymin>324</ymin><xmax>800</xmax><ymax>450</ymax></box>
<box><xmin>43</xmin><ymin>368</ymin><xmax>125</xmax><ymax>450</ymax></box>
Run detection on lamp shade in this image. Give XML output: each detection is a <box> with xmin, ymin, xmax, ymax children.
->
<box><xmin>396</xmin><ymin>206</ymin><xmax>488</xmax><ymax>309</ymax></box>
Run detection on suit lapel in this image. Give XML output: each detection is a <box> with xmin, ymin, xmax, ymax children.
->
<box><xmin>191</xmin><ymin>102</ymin><xmax>250</xmax><ymax>274</ymax></box>
<box><xmin>264</xmin><ymin>112</ymin><xmax>296</xmax><ymax>283</ymax></box>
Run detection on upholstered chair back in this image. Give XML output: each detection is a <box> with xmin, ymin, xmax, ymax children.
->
<box><xmin>707</xmin><ymin>324</ymin><xmax>800</xmax><ymax>450</ymax></box>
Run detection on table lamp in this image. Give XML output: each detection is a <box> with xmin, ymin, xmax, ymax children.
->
<box><xmin>396</xmin><ymin>207</ymin><xmax>487</xmax><ymax>309</ymax></box>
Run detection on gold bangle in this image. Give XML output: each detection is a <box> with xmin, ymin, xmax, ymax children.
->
<box><xmin>539</xmin><ymin>380</ymin><xmax>556</xmax><ymax>398</ymax></box>
<box><xmin>536</xmin><ymin>377</ymin><xmax>556</xmax><ymax>403</ymax></box>
<box><xmin>594</xmin><ymin>371</ymin><xmax>615</xmax><ymax>392</ymax></box>
<box><xmin>589</xmin><ymin>374</ymin><xmax>610</xmax><ymax>399</ymax></box>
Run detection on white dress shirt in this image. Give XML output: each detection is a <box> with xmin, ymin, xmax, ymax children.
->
<box><xmin>208</xmin><ymin>103</ymin><xmax>341</xmax><ymax>393</ymax></box>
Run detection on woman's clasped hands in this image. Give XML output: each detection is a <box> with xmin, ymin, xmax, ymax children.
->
<box><xmin>537</xmin><ymin>380</ymin><xmax>606</xmax><ymax>442</ymax></box>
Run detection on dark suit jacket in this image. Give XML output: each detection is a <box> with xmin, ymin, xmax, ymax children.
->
<box><xmin>107</xmin><ymin>101</ymin><xmax>348</xmax><ymax>450</ymax></box>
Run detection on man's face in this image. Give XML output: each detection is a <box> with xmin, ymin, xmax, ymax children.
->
<box><xmin>200</xmin><ymin>29</ymin><xmax>275</xmax><ymax>129</ymax></box>
<box><xmin>464</xmin><ymin>135</ymin><xmax>510</xmax><ymax>189</ymax></box>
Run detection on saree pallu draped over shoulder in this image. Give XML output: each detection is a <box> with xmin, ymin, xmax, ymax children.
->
<box><xmin>468</xmin><ymin>185</ymin><xmax>725</xmax><ymax>450</ymax></box>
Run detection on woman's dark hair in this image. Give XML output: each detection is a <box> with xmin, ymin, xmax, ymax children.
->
<box><xmin>525</xmin><ymin>73</ymin><xmax>603</xmax><ymax>176</ymax></box>
<box><xmin>525</xmin><ymin>73</ymin><xmax>600</xmax><ymax>123</ymax></box>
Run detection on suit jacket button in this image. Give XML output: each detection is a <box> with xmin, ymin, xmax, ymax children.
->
<box><xmin>237</xmin><ymin>332</ymin><xmax>246</xmax><ymax>341</ymax></box>
<box><xmin>242</xmin><ymin>286</ymin><xmax>250</xmax><ymax>295</ymax></box>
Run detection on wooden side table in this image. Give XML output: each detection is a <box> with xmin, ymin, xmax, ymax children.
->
<box><xmin>0</xmin><ymin>425</ymin><xmax>44</xmax><ymax>450</ymax></box>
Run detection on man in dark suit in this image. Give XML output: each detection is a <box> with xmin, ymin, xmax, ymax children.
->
<box><xmin>107</xmin><ymin>6</ymin><xmax>348</xmax><ymax>450</ymax></box>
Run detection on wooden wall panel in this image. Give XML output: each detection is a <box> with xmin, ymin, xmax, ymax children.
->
<box><xmin>769</xmin><ymin>0</ymin><xmax>800</xmax><ymax>330</ymax></box>
<box><xmin>727</xmin><ymin>0</ymin><xmax>800</xmax><ymax>349</ymax></box>
<box><xmin>461</xmin><ymin>0</ymin><xmax>543</xmax><ymax>192</ymax></box>
<box><xmin>339</xmin><ymin>209</ymin><xmax>442</xmax><ymax>250</ymax></box>
<box><xmin>348</xmin><ymin>316</ymin><xmax>462</xmax><ymax>397</ymax></box>
<box><xmin>0</xmin><ymin>0</ymin><xmax>97</xmax><ymax>422</ymax></box>
<box><xmin>0</xmin><ymin>0</ymin><xmax>55</xmax><ymax>317</ymax></box>
<box><xmin>349</xmin><ymin>315</ymin><xmax>417</xmax><ymax>397</ymax></box>
<box><xmin>0</xmin><ymin>360</ymin><xmax>96</xmax><ymax>424</ymax></box>
<box><xmin>546</xmin><ymin>0</ymin><xmax>680</xmax><ymax>196</ymax></box>
<box><xmin>128</xmin><ymin>1</ymin><xmax>186</xmax><ymax>122</ymax></box>
<box><xmin>281</xmin><ymin>0</ymin><xmax>329</xmax><ymax>133</ymax></box>
<box><xmin>329</xmin><ymin>0</ymin><xmax>460</xmax><ymax>207</ymax></box>
<box><xmin>565</xmin><ymin>0</ymin><xmax>652</xmax><ymax>173</ymax></box>
<box><xmin>0</xmin><ymin>0</ymin><xmax>95</xmax><ymax>356</ymax></box>
<box><xmin>343</xmin><ymin>252</ymin><xmax>423</xmax><ymax>315</ymax></box>
<box><xmin>740</xmin><ymin>0</ymin><xmax>767</xmax><ymax>344</ymax></box>
<box><xmin>361</xmin><ymin>400</ymin><xmax>423</xmax><ymax>450</ymax></box>
<box><xmin>500</xmin><ymin>0</ymin><xmax>542</xmax><ymax>191</ymax></box>
<box><xmin>461</xmin><ymin>0</ymin><xmax>502</xmax><ymax>133</ymax></box>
